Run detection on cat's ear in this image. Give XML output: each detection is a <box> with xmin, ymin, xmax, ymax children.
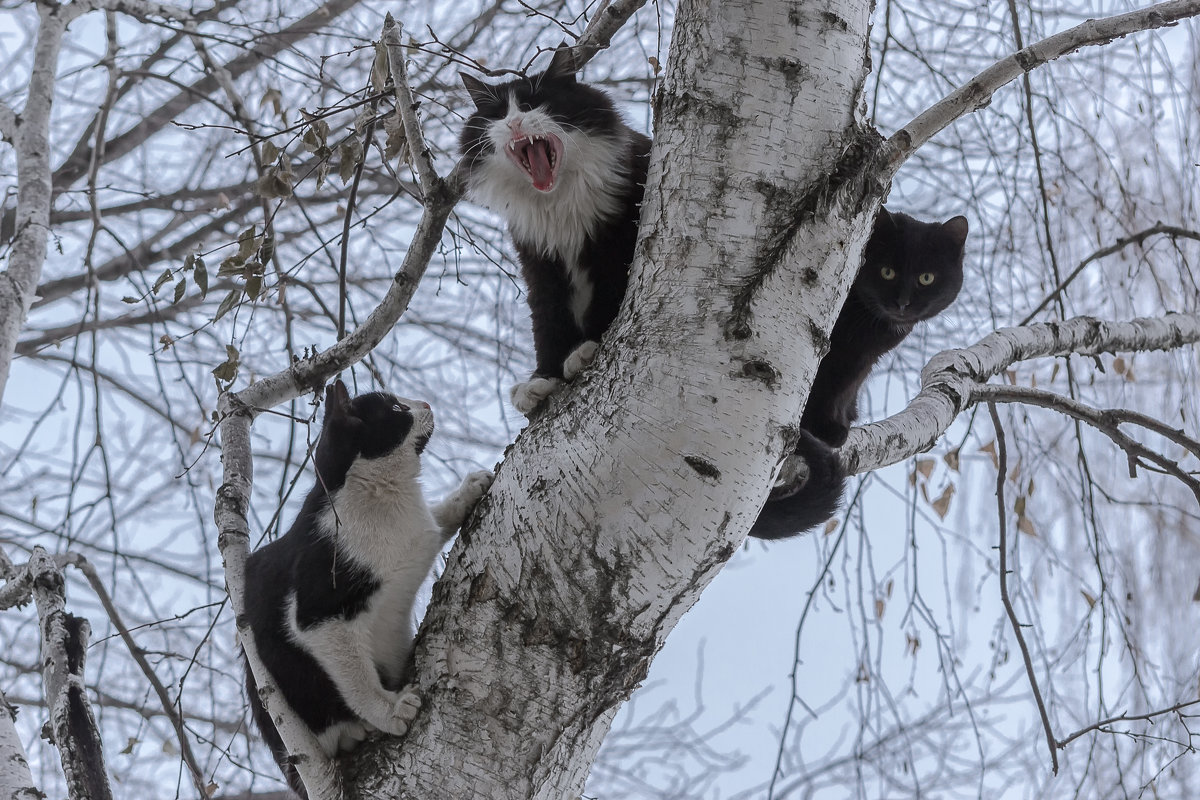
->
<box><xmin>941</xmin><ymin>215</ymin><xmax>969</xmax><ymax>249</ymax></box>
<box><xmin>872</xmin><ymin>206</ymin><xmax>897</xmax><ymax>235</ymax></box>
<box><xmin>545</xmin><ymin>43</ymin><xmax>579</xmax><ymax>83</ymax></box>
<box><xmin>324</xmin><ymin>380</ymin><xmax>353</xmax><ymax>423</ymax></box>
<box><xmin>459</xmin><ymin>72</ymin><xmax>494</xmax><ymax>107</ymax></box>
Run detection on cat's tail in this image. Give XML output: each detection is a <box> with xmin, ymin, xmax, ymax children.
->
<box><xmin>748</xmin><ymin>429</ymin><xmax>847</xmax><ymax>540</ymax></box>
<box><xmin>244</xmin><ymin>656</ymin><xmax>309</xmax><ymax>799</ymax></box>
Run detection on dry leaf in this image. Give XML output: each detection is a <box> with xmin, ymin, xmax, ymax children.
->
<box><xmin>1112</xmin><ymin>356</ymin><xmax>1126</xmax><ymax>374</ymax></box>
<box><xmin>875</xmin><ymin>598</ymin><xmax>885</xmax><ymax>619</ymax></box>
<box><xmin>915</xmin><ymin>457</ymin><xmax>935</xmax><ymax>480</ymax></box>
<box><xmin>648</xmin><ymin>55</ymin><xmax>661</xmax><ymax>74</ymax></box>
<box><xmin>1017</xmin><ymin>515</ymin><xmax>1037</xmax><ymax>536</ymax></box>
<box><xmin>930</xmin><ymin>484</ymin><xmax>955</xmax><ymax>519</ymax></box>
<box><xmin>885</xmin><ymin>578</ymin><xmax>894</xmax><ymax>598</ymax></box>
<box><xmin>905</xmin><ymin>633</ymin><xmax>920</xmax><ymax>656</ymax></box>
<box><xmin>979</xmin><ymin>440</ymin><xmax>998</xmax><ymax>468</ymax></box>
<box><xmin>1081</xmin><ymin>590</ymin><xmax>1096</xmax><ymax>609</ymax></box>
<box><xmin>823</xmin><ymin>518</ymin><xmax>839</xmax><ymax>535</ymax></box>
<box><xmin>944</xmin><ymin>448</ymin><xmax>960</xmax><ymax>472</ymax></box>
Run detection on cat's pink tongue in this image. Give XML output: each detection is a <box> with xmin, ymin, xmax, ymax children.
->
<box><xmin>527</xmin><ymin>142</ymin><xmax>555</xmax><ymax>191</ymax></box>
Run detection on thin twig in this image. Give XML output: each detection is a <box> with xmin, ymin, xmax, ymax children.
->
<box><xmin>1056</xmin><ymin>698</ymin><xmax>1200</xmax><ymax>750</ymax></box>
<box><xmin>976</xmin><ymin>384</ymin><xmax>1200</xmax><ymax>506</ymax></box>
<box><xmin>988</xmin><ymin>403</ymin><xmax>1059</xmax><ymax>774</ymax></box>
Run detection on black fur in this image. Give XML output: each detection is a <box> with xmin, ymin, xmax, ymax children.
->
<box><xmin>459</xmin><ymin>50</ymin><xmax>651</xmax><ymax>383</ymax></box>
<box><xmin>750</xmin><ymin>209</ymin><xmax>968</xmax><ymax>540</ymax></box>
<box><xmin>242</xmin><ymin>381</ymin><xmax>418</xmax><ymax>796</ymax></box>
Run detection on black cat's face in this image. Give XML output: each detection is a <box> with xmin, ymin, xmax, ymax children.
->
<box><xmin>312</xmin><ymin>382</ymin><xmax>434</xmax><ymax>493</ymax></box>
<box><xmin>458</xmin><ymin>54</ymin><xmax>623</xmax><ymax>195</ymax></box>
<box><xmin>854</xmin><ymin>210</ymin><xmax>969</xmax><ymax>326</ymax></box>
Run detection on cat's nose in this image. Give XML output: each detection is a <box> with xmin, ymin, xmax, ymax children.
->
<box><xmin>418</xmin><ymin>401</ymin><xmax>431</xmax><ymax>409</ymax></box>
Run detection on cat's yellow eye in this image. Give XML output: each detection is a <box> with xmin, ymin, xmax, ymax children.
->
<box><xmin>918</xmin><ymin>272</ymin><xmax>936</xmax><ymax>285</ymax></box>
<box><xmin>880</xmin><ymin>266</ymin><xmax>897</xmax><ymax>280</ymax></box>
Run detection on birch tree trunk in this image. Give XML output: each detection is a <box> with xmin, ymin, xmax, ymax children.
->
<box><xmin>344</xmin><ymin>0</ymin><xmax>880</xmax><ymax>796</ymax></box>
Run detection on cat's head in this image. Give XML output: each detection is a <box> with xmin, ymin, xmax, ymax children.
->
<box><xmin>853</xmin><ymin>209</ymin><xmax>969</xmax><ymax>326</ymax></box>
<box><xmin>312</xmin><ymin>380</ymin><xmax>434</xmax><ymax>492</ymax></box>
<box><xmin>458</xmin><ymin>47</ymin><xmax>623</xmax><ymax>195</ymax></box>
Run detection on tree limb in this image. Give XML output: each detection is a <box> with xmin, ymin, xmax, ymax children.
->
<box><xmin>0</xmin><ymin>688</ymin><xmax>41</xmax><ymax>800</ymax></box>
<box><xmin>840</xmin><ymin>312</ymin><xmax>1200</xmax><ymax>477</ymax></box>
<box><xmin>880</xmin><ymin>0</ymin><xmax>1200</xmax><ymax>175</ymax></box>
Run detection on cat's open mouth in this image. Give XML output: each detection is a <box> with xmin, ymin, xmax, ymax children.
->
<box><xmin>505</xmin><ymin>133</ymin><xmax>563</xmax><ymax>192</ymax></box>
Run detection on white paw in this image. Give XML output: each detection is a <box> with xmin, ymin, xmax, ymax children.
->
<box><xmin>379</xmin><ymin>687</ymin><xmax>421</xmax><ymax>737</ymax></box>
<box><xmin>510</xmin><ymin>377</ymin><xmax>562</xmax><ymax>415</ymax></box>
<box><xmin>562</xmin><ymin>340</ymin><xmax>599</xmax><ymax>380</ymax></box>
<box><xmin>459</xmin><ymin>470</ymin><xmax>494</xmax><ymax>505</ymax></box>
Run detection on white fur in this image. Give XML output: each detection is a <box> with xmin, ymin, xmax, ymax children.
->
<box><xmin>467</xmin><ymin>93</ymin><xmax>630</xmax><ymax>329</ymax></box>
<box><xmin>562</xmin><ymin>340</ymin><xmax>599</xmax><ymax>380</ymax></box>
<box><xmin>286</xmin><ymin>403</ymin><xmax>494</xmax><ymax>754</ymax></box>
<box><xmin>510</xmin><ymin>376</ymin><xmax>563</xmax><ymax>415</ymax></box>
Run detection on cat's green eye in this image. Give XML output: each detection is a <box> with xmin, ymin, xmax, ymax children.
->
<box><xmin>880</xmin><ymin>266</ymin><xmax>897</xmax><ymax>280</ymax></box>
<box><xmin>918</xmin><ymin>272</ymin><xmax>936</xmax><ymax>286</ymax></box>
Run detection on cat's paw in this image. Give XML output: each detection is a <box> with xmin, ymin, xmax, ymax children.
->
<box><xmin>510</xmin><ymin>377</ymin><xmax>562</xmax><ymax>415</ymax></box>
<box><xmin>562</xmin><ymin>340</ymin><xmax>599</xmax><ymax>380</ymax></box>
<box><xmin>379</xmin><ymin>687</ymin><xmax>421</xmax><ymax>737</ymax></box>
<box><xmin>459</xmin><ymin>470</ymin><xmax>494</xmax><ymax>505</ymax></box>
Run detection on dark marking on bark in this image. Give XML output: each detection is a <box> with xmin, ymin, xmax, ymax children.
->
<box><xmin>739</xmin><ymin>359</ymin><xmax>780</xmax><ymax>387</ymax></box>
<box><xmin>787</xmin><ymin>4</ymin><xmax>804</xmax><ymax>26</ymax></box>
<box><xmin>808</xmin><ymin>320</ymin><xmax>830</xmax><ymax>355</ymax></box>
<box><xmin>656</xmin><ymin>90</ymin><xmax>742</xmax><ymax>148</ymax></box>
<box><xmin>802</xmin><ymin>267</ymin><xmax>820</xmax><ymax>285</ymax></box>
<box><xmin>1013</xmin><ymin>47</ymin><xmax>1037</xmax><ymax>72</ymax></box>
<box><xmin>725</xmin><ymin>125</ymin><xmax>886</xmax><ymax>341</ymax></box>
<box><xmin>684</xmin><ymin>455</ymin><xmax>721</xmax><ymax>481</ymax></box>
<box><xmin>467</xmin><ymin>568</ymin><xmax>499</xmax><ymax>605</ymax></box>
<box><xmin>821</xmin><ymin>11</ymin><xmax>850</xmax><ymax>32</ymax></box>
<box><xmin>767</xmin><ymin>56</ymin><xmax>809</xmax><ymax>95</ymax></box>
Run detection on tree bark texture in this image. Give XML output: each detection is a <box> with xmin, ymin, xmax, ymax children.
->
<box><xmin>30</xmin><ymin>548</ymin><xmax>113</xmax><ymax>800</ymax></box>
<box><xmin>345</xmin><ymin>0</ymin><xmax>880</xmax><ymax>797</ymax></box>
<box><xmin>0</xmin><ymin>689</ymin><xmax>40</xmax><ymax>800</ymax></box>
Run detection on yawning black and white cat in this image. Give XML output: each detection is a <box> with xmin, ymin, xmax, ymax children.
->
<box><xmin>459</xmin><ymin>48</ymin><xmax>651</xmax><ymax>414</ymax></box>
<box><xmin>750</xmin><ymin>208</ymin><xmax>969</xmax><ymax>539</ymax></box>
<box><xmin>242</xmin><ymin>380</ymin><xmax>493</xmax><ymax>796</ymax></box>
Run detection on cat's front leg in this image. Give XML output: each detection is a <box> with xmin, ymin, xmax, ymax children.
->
<box><xmin>432</xmin><ymin>470</ymin><xmax>495</xmax><ymax>538</ymax></box>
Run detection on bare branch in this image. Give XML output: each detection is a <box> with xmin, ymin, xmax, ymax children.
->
<box><xmin>383</xmin><ymin>14</ymin><xmax>441</xmax><ymax>195</ymax></box>
<box><xmin>61</xmin><ymin>0</ymin><xmax>195</xmax><ymax>25</ymax></box>
<box><xmin>1056</xmin><ymin>698</ymin><xmax>1200</xmax><ymax>750</ymax></box>
<box><xmin>880</xmin><ymin>0</ymin><xmax>1200</xmax><ymax>174</ymax></box>
<box><xmin>976</xmin><ymin>384</ymin><xmax>1200</xmax><ymax>505</ymax></box>
<box><xmin>59</xmin><ymin>552</ymin><xmax>209</xmax><ymax>799</ymax></box>
<box><xmin>988</xmin><ymin>402</ymin><xmax>1059</xmax><ymax>774</ymax></box>
<box><xmin>841</xmin><ymin>313</ymin><xmax>1200</xmax><ymax>477</ymax></box>
<box><xmin>30</xmin><ymin>547</ymin><xmax>113</xmax><ymax>800</ymax></box>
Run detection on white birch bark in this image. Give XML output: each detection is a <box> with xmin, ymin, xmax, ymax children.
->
<box><xmin>0</xmin><ymin>690</ymin><xmax>41</xmax><ymax>800</ymax></box>
<box><xmin>0</xmin><ymin>6</ymin><xmax>67</xmax><ymax>408</ymax></box>
<box><xmin>344</xmin><ymin>0</ymin><xmax>878</xmax><ymax>796</ymax></box>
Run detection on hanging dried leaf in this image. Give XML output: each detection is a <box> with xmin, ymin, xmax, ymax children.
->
<box><xmin>648</xmin><ymin>56</ymin><xmax>661</xmax><ymax>74</ymax></box>
<box><xmin>943</xmin><ymin>448</ymin><xmax>960</xmax><ymax>472</ymax></box>
<box><xmin>218</xmin><ymin>256</ymin><xmax>245</xmax><ymax>277</ymax></box>
<box><xmin>172</xmin><ymin>276</ymin><xmax>186</xmax><ymax>305</ymax></box>
<box><xmin>213</xmin><ymin>288</ymin><xmax>242</xmax><ymax>321</ymax></box>
<box><xmin>260</xmin><ymin>140</ymin><xmax>279</xmax><ymax>164</ymax></box>
<box><xmin>158</xmin><ymin>334</ymin><xmax>173</xmax><ymax>350</ymax></box>
<box><xmin>1017</xmin><ymin>515</ymin><xmax>1037</xmax><ymax>536</ymax></box>
<box><xmin>339</xmin><ymin>137</ymin><xmax>363</xmax><ymax>183</ymax></box>
<box><xmin>1014</xmin><ymin>495</ymin><xmax>1026</xmax><ymax>517</ymax></box>
<box><xmin>212</xmin><ymin>344</ymin><xmax>240</xmax><ymax>385</ymax></box>
<box><xmin>152</xmin><ymin>268</ymin><xmax>173</xmax><ymax>294</ymax></box>
<box><xmin>383</xmin><ymin>109</ymin><xmax>409</xmax><ymax>164</ymax></box>
<box><xmin>823</xmin><ymin>518</ymin><xmax>838</xmax><ymax>535</ymax></box>
<box><xmin>1081</xmin><ymin>590</ymin><xmax>1097</xmax><ymax>609</ymax></box>
<box><xmin>915</xmin><ymin>457</ymin><xmax>935</xmax><ymax>480</ymax></box>
<box><xmin>236</xmin><ymin>226</ymin><xmax>258</xmax><ymax>259</ymax></box>
<box><xmin>905</xmin><ymin>633</ymin><xmax>920</xmax><ymax>655</ymax></box>
<box><xmin>260</xmin><ymin>86</ymin><xmax>284</xmax><ymax>118</ymax></box>
<box><xmin>930</xmin><ymin>484</ymin><xmax>955</xmax><ymax>519</ymax></box>
<box><xmin>979</xmin><ymin>439</ymin><xmax>998</xmax><ymax>468</ymax></box>
<box><xmin>371</xmin><ymin>39</ymin><xmax>390</xmax><ymax>93</ymax></box>
<box><xmin>121</xmin><ymin>296</ymin><xmax>138</xmax><ymax>304</ymax></box>
<box><xmin>1112</xmin><ymin>356</ymin><xmax>1126</xmax><ymax>374</ymax></box>
<box><xmin>245</xmin><ymin>274</ymin><xmax>263</xmax><ymax>301</ymax></box>
<box><xmin>875</xmin><ymin>598</ymin><xmax>885</xmax><ymax>619</ymax></box>
<box><xmin>194</xmin><ymin>257</ymin><xmax>208</xmax><ymax>298</ymax></box>
<box><xmin>885</xmin><ymin>578</ymin><xmax>894</xmax><ymax>598</ymax></box>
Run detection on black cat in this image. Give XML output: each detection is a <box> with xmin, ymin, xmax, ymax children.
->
<box><xmin>242</xmin><ymin>380</ymin><xmax>492</xmax><ymax>797</ymax></box>
<box><xmin>750</xmin><ymin>209</ymin><xmax>969</xmax><ymax>539</ymax></box>
<box><xmin>459</xmin><ymin>48</ymin><xmax>651</xmax><ymax>414</ymax></box>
